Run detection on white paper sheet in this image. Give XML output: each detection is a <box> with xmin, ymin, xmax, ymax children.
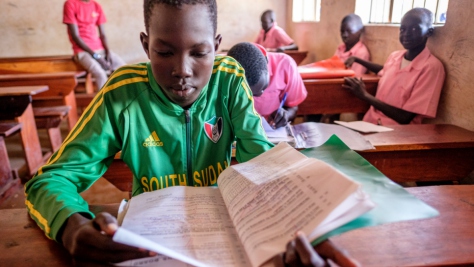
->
<box><xmin>334</xmin><ymin>120</ymin><xmax>394</xmax><ymax>133</ymax></box>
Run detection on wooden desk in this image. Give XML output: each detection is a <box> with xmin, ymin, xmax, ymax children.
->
<box><xmin>2</xmin><ymin>185</ymin><xmax>474</xmax><ymax>266</ymax></box>
<box><xmin>0</xmin><ymin>72</ymin><xmax>84</xmax><ymax>130</ymax></box>
<box><xmin>299</xmin><ymin>75</ymin><xmax>379</xmax><ymax>115</ymax></box>
<box><xmin>0</xmin><ymin>86</ymin><xmax>50</xmax><ymax>177</ymax></box>
<box><xmin>0</xmin><ymin>55</ymin><xmax>94</xmax><ymax>94</ymax></box>
<box><xmin>284</xmin><ymin>50</ymin><xmax>308</xmax><ymax>65</ymax></box>
<box><xmin>358</xmin><ymin>124</ymin><xmax>474</xmax><ymax>183</ymax></box>
<box><xmin>331</xmin><ymin>185</ymin><xmax>474</xmax><ymax>266</ymax></box>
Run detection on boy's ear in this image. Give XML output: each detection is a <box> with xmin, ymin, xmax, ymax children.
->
<box><xmin>140</xmin><ymin>32</ymin><xmax>151</xmax><ymax>59</ymax></box>
<box><xmin>214</xmin><ymin>34</ymin><xmax>222</xmax><ymax>52</ymax></box>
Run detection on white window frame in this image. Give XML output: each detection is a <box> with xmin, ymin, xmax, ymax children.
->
<box><xmin>292</xmin><ymin>0</ymin><xmax>322</xmax><ymax>22</ymax></box>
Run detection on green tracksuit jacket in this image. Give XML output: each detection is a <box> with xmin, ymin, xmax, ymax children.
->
<box><xmin>25</xmin><ymin>56</ymin><xmax>273</xmax><ymax>240</ymax></box>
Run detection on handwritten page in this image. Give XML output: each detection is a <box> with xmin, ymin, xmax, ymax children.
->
<box><xmin>217</xmin><ymin>142</ymin><xmax>375</xmax><ymax>267</ymax></box>
<box><xmin>116</xmin><ymin>187</ymin><xmax>251</xmax><ymax>267</ymax></box>
<box><xmin>261</xmin><ymin>116</ymin><xmax>293</xmax><ymax>141</ymax></box>
<box><xmin>334</xmin><ymin>120</ymin><xmax>394</xmax><ymax>133</ymax></box>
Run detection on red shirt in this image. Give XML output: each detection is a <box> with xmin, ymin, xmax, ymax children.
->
<box><xmin>364</xmin><ymin>47</ymin><xmax>445</xmax><ymax>125</ymax></box>
<box><xmin>63</xmin><ymin>0</ymin><xmax>107</xmax><ymax>54</ymax></box>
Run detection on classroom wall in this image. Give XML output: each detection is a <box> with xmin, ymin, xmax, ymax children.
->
<box><xmin>288</xmin><ymin>0</ymin><xmax>474</xmax><ymax>131</ymax></box>
<box><xmin>0</xmin><ymin>0</ymin><xmax>286</xmax><ymax>63</ymax></box>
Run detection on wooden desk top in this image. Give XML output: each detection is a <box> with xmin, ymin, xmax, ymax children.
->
<box><xmin>332</xmin><ymin>185</ymin><xmax>474</xmax><ymax>266</ymax></box>
<box><xmin>363</xmin><ymin>124</ymin><xmax>474</xmax><ymax>151</ymax></box>
<box><xmin>1</xmin><ymin>185</ymin><xmax>473</xmax><ymax>266</ymax></box>
<box><xmin>303</xmin><ymin>74</ymin><xmax>380</xmax><ymax>84</ymax></box>
<box><xmin>0</xmin><ymin>71</ymin><xmax>85</xmax><ymax>80</ymax></box>
<box><xmin>0</xmin><ymin>85</ymin><xmax>49</xmax><ymax>96</ymax></box>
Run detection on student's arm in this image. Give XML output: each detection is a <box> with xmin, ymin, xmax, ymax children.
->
<box><xmin>343</xmin><ymin>77</ymin><xmax>416</xmax><ymax>124</ymax></box>
<box><xmin>272</xmin><ymin>232</ymin><xmax>360</xmax><ymax>267</ymax></box>
<box><xmin>98</xmin><ymin>24</ymin><xmax>113</xmax><ymax>66</ymax></box>
<box><xmin>345</xmin><ymin>56</ymin><xmax>383</xmax><ymax>74</ymax></box>
<box><xmin>271</xmin><ymin>106</ymin><xmax>298</xmax><ymax>129</ymax></box>
<box><xmin>276</xmin><ymin>43</ymin><xmax>298</xmax><ymax>52</ymax></box>
<box><xmin>67</xmin><ymin>23</ymin><xmax>111</xmax><ymax>71</ymax></box>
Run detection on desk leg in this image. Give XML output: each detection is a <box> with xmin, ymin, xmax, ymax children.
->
<box><xmin>64</xmin><ymin>91</ymin><xmax>78</xmax><ymax>130</ymax></box>
<box><xmin>15</xmin><ymin>104</ymin><xmax>44</xmax><ymax>177</ymax></box>
<box><xmin>0</xmin><ymin>136</ymin><xmax>13</xmax><ymax>183</ymax></box>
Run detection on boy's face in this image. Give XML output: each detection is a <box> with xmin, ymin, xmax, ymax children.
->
<box><xmin>249</xmin><ymin>70</ymin><xmax>269</xmax><ymax>97</ymax></box>
<box><xmin>140</xmin><ymin>4</ymin><xmax>221</xmax><ymax>109</ymax></box>
<box><xmin>340</xmin><ymin>20</ymin><xmax>362</xmax><ymax>47</ymax></box>
<box><xmin>261</xmin><ymin>14</ymin><xmax>273</xmax><ymax>32</ymax></box>
<box><xmin>399</xmin><ymin>13</ymin><xmax>432</xmax><ymax>50</ymax></box>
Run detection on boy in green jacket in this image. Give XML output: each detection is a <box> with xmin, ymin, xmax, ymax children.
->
<box><xmin>25</xmin><ymin>1</ymin><xmax>358</xmax><ymax>266</ymax></box>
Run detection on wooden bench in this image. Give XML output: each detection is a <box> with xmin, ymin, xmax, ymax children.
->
<box><xmin>33</xmin><ymin>106</ymin><xmax>70</xmax><ymax>152</ymax></box>
<box><xmin>0</xmin><ymin>122</ymin><xmax>22</xmax><ymax>203</ymax></box>
<box><xmin>284</xmin><ymin>50</ymin><xmax>308</xmax><ymax>65</ymax></box>
<box><xmin>0</xmin><ymin>55</ymin><xmax>94</xmax><ymax>94</ymax></box>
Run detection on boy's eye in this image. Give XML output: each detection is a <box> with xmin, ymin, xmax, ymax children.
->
<box><xmin>156</xmin><ymin>51</ymin><xmax>173</xmax><ymax>57</ymax></box>
<box><xmin>192</xmin><ymin>51</ymin><xmax>209</xmax><ymax>58</ymax></box>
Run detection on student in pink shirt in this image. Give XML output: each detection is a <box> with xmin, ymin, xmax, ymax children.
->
<box><xmin>255</xmin><ymin>10</ymin><xmax>298</xmax><ymax>52</ymax></box>
<box><xmin>343</xmin><ymin>8</ymin><xmax>445</xmax><ymax>125</ymax></box>
<box><xmin>228</xmin><ymin>42</ymin><xmax>307</xmax><ymax>129</ymax></box>
<box><xmin>335</xmin><ymin>14</ymin><xmax>370</xmax><ymax>76</ymax></box>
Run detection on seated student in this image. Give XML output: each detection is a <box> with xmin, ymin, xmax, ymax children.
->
<box><xmin>255</xmin><ymin>10</ymin><xmax>298</xmax><ymax>52</ymax></box>
<box><xmin>336</xmin><ymin>14</ymin><xmax>370</xmax><ymax>76</ymax></box>
<box><xmin>227</xmin><ymin>42</ymin><xmax>307</xmax><ymax>129</ymax></box>
<box><xmin>344</xmin><ymin>7</ymin><xmax>445</xmax><ymax>125</ymax></box>
<box><xmin>25</xmin><ymin>0</ymin><xmax>356</xmax><ymax>266</ymax></box>
<box><xmin>63</xmin><ymin>0</ymin><xmax>126</xmax><ymax>90</ymax></box>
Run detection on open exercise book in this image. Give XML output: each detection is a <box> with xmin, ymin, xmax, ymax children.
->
<box><xmin>113</xmin><ymin>142</ymin><xmax>375</xmax><ymax>267</ymax></box>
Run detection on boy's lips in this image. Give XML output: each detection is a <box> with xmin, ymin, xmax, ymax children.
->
<box><xmin>170</xmin><ymin>85</ymin><xmax>195</xmax><ymax>97</ymax></box>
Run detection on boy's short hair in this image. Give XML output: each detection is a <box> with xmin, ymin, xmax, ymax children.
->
<box><xmin>143</xmin><ymin>0</ymin><xmax>217</xmax><ymax>33</ymax></box>
<box><xmin>405</xmin><ymin>8</ymin><xmax>434</xmax><ymax>27</ymax></box>
<box><xmin>227</xmin><ymin>42</ymin><xmax>268</xmax><ymax>87</ymax></box>
<box><xmin>342</xmin><ymin>13</ymin><xmax>363</xmax><ymax>30</ymax></box>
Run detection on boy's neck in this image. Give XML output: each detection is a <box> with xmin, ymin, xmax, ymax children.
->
<box><xmin>405</xmin><ymin>45</ymin><xmax>426</xmax><ymax>61</ymax></box>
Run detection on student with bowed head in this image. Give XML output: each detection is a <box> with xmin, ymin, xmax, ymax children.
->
<box><xmin>255</xmin><ymin>9</ymin><xmax>299</xmax><ymax>52</ymax></box>
<box><xmin>25</xmin><ymin>0</ymin><xmax>358</xmax><ymax>266</ymax></box>
<box><xmin>336</xmin><ymin>14</ymin><xmax>370</xmax><ymax>76</ymax></box>
<box><xmin>344</xmin><ymin>7</ymin><xmax>445</xmax><ymax>125</ymax></box>
<box><xmin>228</xmin><ymin>42</ymin><xmax>307</xmax><ymax>129</ymax></box>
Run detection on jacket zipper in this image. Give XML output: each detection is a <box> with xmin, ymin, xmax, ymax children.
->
<box><xmin>185</xmin><ymin>110</ymin><xmax>193</xmax><ymax>186</ymax></box>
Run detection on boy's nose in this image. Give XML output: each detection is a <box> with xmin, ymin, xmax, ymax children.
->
<box><xmin>172</xmin><ymin>57</ymin><xmax>192</xmax><ymax>78</ymax></box>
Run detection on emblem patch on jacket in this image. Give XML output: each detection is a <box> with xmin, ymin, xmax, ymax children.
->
<box><xmin>204</xmin><ymin>116</ymin><xmax>223</xmax><ymax>143</ymax></box>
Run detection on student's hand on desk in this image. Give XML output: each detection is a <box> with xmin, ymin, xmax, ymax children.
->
<box><xmin>344</xmin><ymin>57</ymin><xmax>358</xmax><ymax>68</ymax></box>
<box><xmin>61</xmin><ymin>213</ymin><xmax>155</xmax><ymax>266</ymax></box>
<box><xmin>272</xmin><ymin>232</ymin><xmax>360</xmax><ymax>267</ymax></box>
<box><xmin>270</xmin><ymin>108</ymin><xmax>289</xmax><ymax>129</ymax></box>
<box><xmin>343</xmin><ymin>77</ymin><xmax>369</xmax><ymax>100</ymax></box>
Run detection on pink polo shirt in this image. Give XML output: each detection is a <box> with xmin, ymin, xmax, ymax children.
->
<box><xmin>63</xmin><ymin>0</ymin><xmax>107</xmax><ymax>54</ymax></box>
<box><xmin>254</xmin><ymin>52</ymin><xmax>307</xmax><ymax>118</ymax></box>
<box><xmin>255</xmin><ymin>23</ymin><xmax>294</xmax><ymax>49</ymax></box>
<box><xmin>363</xmin><ymin>47</ymin><xmax>445</xmax><ymax>125</ymax></box>
<box><xmin>334</xmin><ymin>41</ymin><xmax>370</xmax><ymax>76</ymax></box>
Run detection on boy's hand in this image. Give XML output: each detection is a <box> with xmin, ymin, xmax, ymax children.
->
<box><xmin>272</xmin><ymin>232</ymin><xmax>360</xmax><ymax>267</ymax></box>
<box><xmin>270</xmin><ymin>108</ymin><xmax>289</xmax><ymax>129</ymax></box>
<box><xmin>97</xmin><ymin>57</ymin><xmax>112</xmax><ymax>71</ymax></box>
<box><xmin>61</xmin><ymin>213</ymin><xmax>155</xmax><ymax>266</ymax></box>
<box><xmin>344</xmin><ymin>57</ymin><xmax>358</xmax><ymax>68</ymax></box>
<box><xmin>343</xmin><ymin>77</ymin><xmax>369</xmax><ymax>100</ymax></box>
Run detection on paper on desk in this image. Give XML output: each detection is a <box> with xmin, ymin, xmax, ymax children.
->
<box><xmin>302</xmin><ymin>135</ymin><xmax>439</xmax><ymax>245</ymax></box>
<box><xmin>334</xmin><ymin>120</ymin><xmax>394</xmax><ymax>133</ymax></box>
<box><xmin>293</xmin><ymin>122</ymin><xmax>374</xmax><ymax>151</ymax></box>
<box><xmin>261</xmin><ymin>116</ymin><xmax>293</xmax><ymax>142</ymax></box>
